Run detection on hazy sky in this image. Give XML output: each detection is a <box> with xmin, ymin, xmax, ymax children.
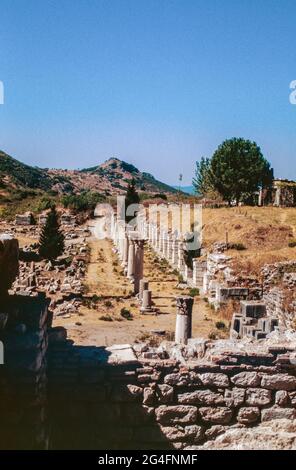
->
<box><xmin>0</xmin><ymin>0</ymin><xmax>296</xmax><ymax>185</ymax></box>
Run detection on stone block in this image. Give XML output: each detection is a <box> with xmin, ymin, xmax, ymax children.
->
<box><xmin>245</xmin><ymin>388</ymin><xmax>272</xmax><ymax>406</ymax></box>
<box><xmin>198</xmin><ymin>373</ymin><xmax>229</xmax><ymax>388</ymax></box>
<box><xmin>240</xmin><ymin>301</ymin><xmax>266</xmax><ymax>318</ymax></box>
<box><xmin>156</xmin><ymin>384</ymin><xmax>174</xmax><ymax>403</ymax></box>
<box><xmin>164</xmin><ymin>373</ymin><xmax>192</xmax><ymax>386</ymax></box>
<box><xmin>261</xmin><ymin>406</ymin><xmax>296</xmax><ymax>422</ymax></box>
<box><xmin>237</xmin><ymin>407</ymin><xmax>260</xmax><ymax>424</ymax></box>
<box><xmin>275</xmin><ymin>390</ymin><xmax>290</xmax><ymax>406</ymax></box>
<box><xmin>178</xmin><ymin>389</ymin><xmax>224</xmax><ymax>406</ymax></box>
<box><xmin>231</xmin><ymin>371</ymin><xmax>261</xmax><ymax>387</ymax></box>
<box><xmin>199</xmin><ymin>407</ymin><xmax>233</xmax><ymax>424</ymax></box>
<box><xmin>261</xmin><ymin>374</ymin><xmax>296</xmax><ymax>391</ymax></box>
<box><xmin>155</xmin><ymin>405</ymin><xmax>198</xmax><ymax>425</ymax></box>
<box><xmin>224</xmin><ymin>388</ymin><xmax>245</xmax><ymax>407</ymax></box>
<box><xmin>143</xmin><ymin>387</ymin><xmax>155</xmax><ymax>406</ymax></box>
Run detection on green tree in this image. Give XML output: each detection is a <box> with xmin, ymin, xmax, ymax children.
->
<box><xmin>210</xmin><ymin>138</ymin><xmax>273</xmax><ymax>204</ymax></box>
<box><xmin>192</xmin><ymin>157</ymin><xmax>213</xmax><ymax>196</ymax></box>
<box><xmin>125</xmin><ymin>178</ymin><xmax>140</xmax><ymax>223</ymax></box>
<box><xmin>39</xmin><ymin>206</ymin><xmax>65</xmax><ymax>260</ymax></box>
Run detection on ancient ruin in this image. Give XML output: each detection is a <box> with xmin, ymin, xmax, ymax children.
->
<box><xmin>1</xmin><ymin>202</ymin><xmax>296</xmax><ymax>450</ymax></box>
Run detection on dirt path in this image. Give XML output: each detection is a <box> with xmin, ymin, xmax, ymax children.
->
<box><xmin>54</xmin><ymin>234</ymin><xmax>225</xmax><ymax>347</ymax></box>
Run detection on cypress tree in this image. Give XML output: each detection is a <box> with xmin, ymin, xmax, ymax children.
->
<box><xmin>39</xmin><ymin>206</ymin><xmax>65</xmax><ymax>260</ymax></box>
<box><xmin>125</xmin><ymin>178</ymin><xmax>140</xmax><ymax>223</ymax></box>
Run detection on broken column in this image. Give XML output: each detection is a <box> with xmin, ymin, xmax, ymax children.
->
<box><xmin>139</xmin><ymin>279</ymin><xmax>149</xmax><ymax>303</ymax></box>
<box><xmin>175</xmin><ymin>296</ymin><xmax>194</xmax><ymax>344</ymax></box>
<box><xmin>140</xmin><ymin>289</ymin><xmax>153</xmax><ymax>313</ymax></box>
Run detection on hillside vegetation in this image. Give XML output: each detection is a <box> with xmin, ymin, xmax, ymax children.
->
<box><xmin>0</xmin><ymin>152</ymin><xmax>177</xmax><ymax>219</ymax></box>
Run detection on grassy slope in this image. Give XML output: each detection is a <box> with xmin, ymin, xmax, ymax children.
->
<box><xmin>202</xmin><ymin>206</ymin><xmax>296</xmax><ymax>275</ymax></box>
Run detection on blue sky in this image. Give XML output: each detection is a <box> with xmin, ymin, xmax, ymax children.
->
<box><xmin>0</xmin><ymin>0</ymin><xmax>295</xmax><ymax>185</ymax></box>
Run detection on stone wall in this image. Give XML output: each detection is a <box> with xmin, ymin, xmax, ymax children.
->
<box><xmin>262</xmin><ymin>261</ymin><xmax>296</xmax><ymax>327</ymax></box>
<box><xmin>1</xmin><ymin>305</ymin><xmax>296</xmax><ymax>450</ymax></box>
<box><xmin>0</xmin><ymin>292</ymin><xmax>51</xmax><ymax>449</ymax></box>
<box><xmin>47</xmin><ymin>333</ymin><xmax>296</xmax><ymax>450</ymax></box>
<box><xmin>0</xmin><ymin>235</ymin><xmax>19</xmax><ymax>296</ymax></box>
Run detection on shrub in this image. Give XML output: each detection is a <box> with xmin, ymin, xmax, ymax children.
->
<box><xmin>188</xmin><ymin>288</ymin><xmax>199</xmax><ymax>297</ymax></box>
<box><xmin>120</xmin><ymin>308</ymin><xmax>133</xmax><ymax>320</ymax></box>
<box><xmin>61</xmin><ymin>191</ymin><xmax>105</xmax><ymax>212</ymax></box>
<box><xmin>215</xmin><ymin>321</ymin><xmax>226</xmax><ymax>330</ymax></box>
<box><xmin>99</xmin><ymin>314</ymin><xmax>113</xmax><ymax>322</ymax></box>
<box><xmin>230</xmin><ymin>242</ymin><xmax>246</xmax><ymax>251</ymax></box>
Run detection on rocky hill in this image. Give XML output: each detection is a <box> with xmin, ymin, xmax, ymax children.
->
<box><xmin>0</xmin><ymin>152</ymin><xmax>177</xmax><ymax>198</ymax></box>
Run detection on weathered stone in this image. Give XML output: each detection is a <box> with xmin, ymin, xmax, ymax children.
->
<box><xmin>224</xmin><ymin>388</ymin><xmax>245</xmax><ymax>407</ymax></box>
<box><xmin>184</xmin><ymin>425</ymin><xmax>204</xmax><ymax>443</ymax></box>
<box><xmin>158</xmin><ymin>424</ymin><xmax>203</xmax><ymax>443</ymax></box>
<box><xmin>205</xmin><ymin>425</ymin><xmax>229</xmax><ymax>439</ymax></box>
<box><xmin>137</xmin><ymin>372</ymin><xmax>161</xmax><ymax>383</ymax></box>
<box><xmin>198</xmin><ymin>373</ymin><xmax>229</xmax><ymax>388</ymax></box>
<box><xmin>178</xmin><ymin>389</ymin><xmax>224</xmax><ymax>406</ymax></box>
<box><xmin>155</xmin><ymin>405</ymin><xmax>198</xmax><ymax>425</ymax></box>
<box><xmin>288</xmin><ymin>392</ymin><xmax>296</xmax><ymax>405</ymax></box>
<box><xmin>261</xmin><ymin>374</ymin><xmax>296</xmax><ymax>391</ymax></box>
<box><xmin>143</xmin><ymin>387</ymin><xmax>155</xmax><ymax>406</ymax></box>
<box><xmin>245</xmin><ymin>388</ymin><xmax>272</xmax><ymax>406</ymax></box>
<box><xmin>164</xmin><ymin>373</ymin><xmax>192</xmax><ymax>386</ymax></box>
<box><xmin>261</xmin><ymin>406</ymin><xmax>296</xmax><ymax>422</ymax></box>
<box><xmin>231</xmin><ymin>372</ymin><xmax>261</xmax><ymax>387</ymax></box>
<box><xmin>236</xmin><ymin>407</ymin><xmax>260</xmax><ymax>424</ymax></box>
<box><xmin>156</xmin><ymin>384</ymin><xmax>174</xmax><ymax>403</ymax></box>
<box><xmin>275</xmin><ymin>391</ymin><xmax>290</xmax><ymax>407</ymax></box>
<box><xmin>199</xmin><ymin>407</ymin><xmax>233</xmax><ymax>424</ymax></box>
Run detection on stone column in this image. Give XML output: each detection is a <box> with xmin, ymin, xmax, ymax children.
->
<box><xmin>139</xmin><ymin>279</ymin><xmax>149</xmax><ymax>302</ymax></box>
<box><xmin>127</xmin><ymin>240</ymin><xmax>135</xmax><ymax>280</ymax></box>
<box><xmin>274</xmin><ymin>185</ymin><xmax>281</xmax><ymax>207</ymax></box>
<box><xmin>122</xmin><ymin>233</ymin><xmax>129</xmax><ymax>269</ymax></box>
<box><xmin>258</xmin><ymin>189</ymin><xmax>263</xmax><ymax>206</ymax></box>
<box><xmin>192</xmin><ymin>259</ymin><xmax>199</xmax><ymax>286</ymax></box>
<box><xmin>140</xmin><ymin>289</ymin><xmax>153</xmax><ymax>312</ymax></box>
<box><xmin>177</xmin><ymin>241</ymin><xmax>185</xmax><ymax>272</ymax></box>
<box><xmin>134</xmin><ymin>239</ymin><xmax>144</xmax><ymax>294</ymax></box>
<box><xmin>162</xmin><ymin>231</ymin><xmax>168</xmax><ymax>258</ymax></box>
<box><xmin>166</xmin><ymin>234</ymin><xmax>172</xmax><ymax>261</ymax></box>
<box><xmin>171</xmin><ymin>238</ymin><xmax>178</xmax><ymax>265</ymax></box>
<box><xmin>175</xmin><ymin>296</ymin><xmax>194</xmax><ymax>344</ymax></box>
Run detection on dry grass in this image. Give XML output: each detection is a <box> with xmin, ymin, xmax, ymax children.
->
<box><xmin>201</xmin><ymin>207</ymin><xmax>296</xmax><ymax>276</ymax></box>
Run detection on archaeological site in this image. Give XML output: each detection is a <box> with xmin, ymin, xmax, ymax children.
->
<box><xmin>1</xmin><ymin>1</ymin><xmax>296</xmax><ymax>459</ymax></box>
<box><xmin>1</xmin><ymin>199</ymin><xmax>296</xmax><ymax>451</ymax></box>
